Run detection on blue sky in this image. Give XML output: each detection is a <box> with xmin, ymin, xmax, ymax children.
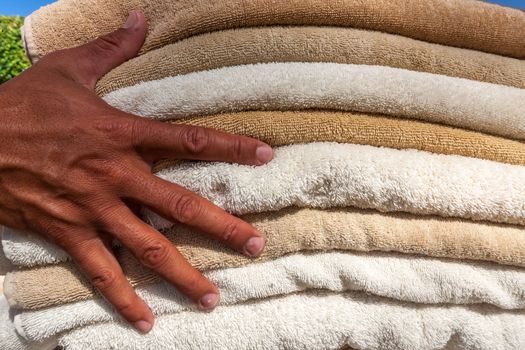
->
<box><xmin>0</xmin><ymin>0</ymin><xmax>523</xmax><ymax>16</ymax></box>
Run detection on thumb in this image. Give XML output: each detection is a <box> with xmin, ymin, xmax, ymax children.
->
<box><xmin>55</xmin><ymin>10</ymin><xmax>148</xmax><ymax>89</ymax></box>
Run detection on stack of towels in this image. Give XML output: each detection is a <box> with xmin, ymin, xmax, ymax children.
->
<box><xmin>2</xmin><ymin>0</ymin><xmax>525</xmax><ymax>349</ymax></box>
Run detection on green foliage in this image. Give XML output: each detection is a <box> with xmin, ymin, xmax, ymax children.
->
<box><xmin>0</xmin><ymin>16</ymin><xmax>30</xmax><ymax>84</ymax></box>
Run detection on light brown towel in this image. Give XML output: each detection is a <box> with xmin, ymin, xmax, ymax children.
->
<box><xmin>5</xmin><ymin>208</ymin><xmax>525</xmax><ymax>310</ymax></box>
<box><xmin>96</xmin><ymin>26</ymin><xmax>525</xmax><ymax>95</ymax></box>
<box><xmin>24</xmin><ymin>0</ymin><xmax>525</xmax><ymax>62</ymax></box>
<box><xmin>153</xmin><ymin>111</ymin><xmax>525</xmax><ymax>171</ymax></box>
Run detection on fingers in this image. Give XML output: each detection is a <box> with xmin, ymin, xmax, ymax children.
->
<box><xmin>45</xmin><ymin>10</ymin><xmax>148</xmax><ymax>89</ymax></box>
<box><xmin>127</xmin><ymin>118</ymin><xmax>274</xmax><ymax>165</ymax></box>
<box><xmin>124</xmin><ymin>171</ymin><xmax>266</xmax><ymax>258</ymax></box>
<box><xmin>64</xmin><ymin>234</ymin><xmax>154</xmax><ymax>333</ymax></box>
<box><xmin>99</xmin><ymin>204</ymin><xmax>220</xmax><ymax>310</ymax></box>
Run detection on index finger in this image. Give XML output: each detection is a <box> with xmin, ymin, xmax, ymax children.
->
<box><xmin>126</xmin><ymin>117</ymin><xmax>274</xmax><ymax>165</ymax></box>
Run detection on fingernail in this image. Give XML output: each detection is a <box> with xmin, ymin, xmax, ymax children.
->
<box><xmin>199</xmin><ymin>293</ymin><xmax>220</xmax><ymax>310</ymax></box>
<box><xmin>256</xmin><ymin>145</ymin><xmax>273</xmax><ymax>164</ymax></box>
<box><xmin>244</xmin><ymin>236</ymin><xmax>265</xmax><ymax>257</ymax></box>
<box><xmin>134</xmin><ymin>320</ymin><xmax>152</xmax><ymax>333</ymax></box>
<box><xmin>123</xmin><ymin>10</ymin><xmax>140</xmax><ymax>29</ymax></box>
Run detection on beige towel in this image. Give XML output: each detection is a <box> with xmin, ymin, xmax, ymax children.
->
<box><xmin>156</xmin><ymin>111</ymin><xmax>525</xmax><ymax>169</ymax></box>
<box><xmin>24</xmin><ymin>0</ymin><xmax>525</xmax><ymax>62</ymax></box>
<box><xmin>5</xmin><ymin>208</ymin><xmax>525</xmax><ymax>310</ymax></box>
<box><xmin>96</xmin><ymin>26</ymin><xmax>525</xmax><ymax>95</ymax></box>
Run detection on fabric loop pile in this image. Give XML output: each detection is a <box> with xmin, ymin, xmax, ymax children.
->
<box><xmin>2</xmin><ymin>0</ymin><xmax>525</xmax><ymax>349</ymax></box>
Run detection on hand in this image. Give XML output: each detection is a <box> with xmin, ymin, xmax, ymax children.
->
<box><xmin>0</xmin><ymin>10</ymin><xmax>273</xmax><ymax>332</ymax></box>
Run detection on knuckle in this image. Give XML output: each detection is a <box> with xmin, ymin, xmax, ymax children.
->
<box><xmin>83</xmin><ymin>158</ymin><xmax>129</xmax><ymax>185</ymax></box>
<box><xmin>221</xmin><ymin>221</ymin><xmax>240</xmax><ymax>243</ymax></box>
<box><xmin>40</xmin><ymin>221</ymin><xmax>74</xmax><ymax>247</ymax></box>
<box><xmin>141</xmin><ymin>240</ymin><xmax>171</xmax><ymax>269</ymax></box>
<box><xmin>91</xmin><ymin>32</ymin><xmax>126</xmax><ymax>61</ymax></box>
<box><xmin>181</xmin><ymin>127</ymin><xmax>211</xmax><ymax>155</ymax></box>
<box><xmin>231</xmin><ymin>138</ymin><xmax>245</xmax><ymax>160</ymax></box>
<box><xmin>91</xmin><ymin>267</ymin><xmax>118</xmax><ymax>291</ymax></box>
<box><xmin>92</xmin><ymin>117</ymin><xmax>133</xmax><ymax>142</ymax></box>
<box><xmin>169</xmin><ymin>194</ymin><xmax>202</xmax><ymax>224</ymax></box>
<box><xmin>115</xmin><ymin>294</ymin><xmax>138</xmax><ymax>315</ymax></box>
<box><xmin>179</xmin><ymin>273</ymin><xmax>203</xmax><ymax>295</ymax></box>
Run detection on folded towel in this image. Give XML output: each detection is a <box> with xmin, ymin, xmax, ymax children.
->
<box><xmin>6</xmin><ymin>205</ymin><xmax>525</xmax><ymax>310</ymax></box>
<box><xmin>173</xmin><ymin>111</ymin><xmax>525</xmax><ymax>166</ymax></box>
<box><xmin>150</xmin><ymin>142</ymin><xmax>525</xmax><ymax>226</ymax></box>
<box><xmin>1</xmin><ymin>227</ymin><xmax>68</xmax><ymax>267</ymax></box>
<box><xmin>96</xmin><ymin>26</ymin><xmax>525</xmax><ymax>95</ymax></box>
<box><xmin>14</xmin><ymin>251</ymin><xmax>525</xmax><ymax>343</ymax></box>
<box><xmin>0</xmin><ymin>296</ymin><xmax>55</xmax><ymax>350</ymax></box>
<box><xmin>6</xmin><ymin>110</ymin><xmax>525</xmax><ymax>268</ymax></box>
<box><xmin>58</xmin><ymin>291</ymin><xmax>525</xmax><ymax>350</ymax></box>
<box><xmin>24</xmin><ymin>0</ymin><xmax>525</xmax><ymax>62</ymax></box>
<box><xmin>103</xmin><ymin>63</ymin><xmax>525</xmax><ymax>140</ymax></box>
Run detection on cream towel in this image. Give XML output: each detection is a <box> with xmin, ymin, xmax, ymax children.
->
<box><xmin>14</xmin><ymin>251</ymin><xmax>525</xmax><ymax>343</ymax></box>
<box><xmin>103</xmin><ymin>63</ymin><xmax>525</xmax><ymax>140</ymax></box>
<box><xmin>149</xmin><ymin>143</ymin><xmax>525</xmax><ymax>227</ymax></box>
<box><xmin>24</xmin><ymin>0</ymin><xmax>525</xmax><ymax>61</ymax></box>
<box><xmin>96</xmin><ymin>26</ymin><xmax>525</xmax><ymax>95</ymax></box>
<box><xmin>6</xmin><ymin>207</ymin><xmax>525</xmax><ymax>310</ymax></box>
<box><xmin>58</xmin><ymin>292</ymin><xmax>525</xmax><ymax>350</ymax></box>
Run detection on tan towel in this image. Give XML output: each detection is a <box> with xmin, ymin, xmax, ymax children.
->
<box><xmin>24</xmin><ymin>0</ymin><xmax>525</xmax><ymax>62</ymax></box>
<box><xmin>154</xmin><ymin>111</ymin><xmax>525</xmax><ymax>170</ymax></box>
<box><xmin>96</xmin><ymin>26</ymin><xmax>525</xmax><ymax>95</ymax></box>
<box><xmin>5</xmin><ymin>208</ymin><xmax>525</xmax><ymax>310</ymax></box>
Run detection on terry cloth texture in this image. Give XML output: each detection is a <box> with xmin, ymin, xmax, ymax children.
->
<box><xmin>14</xmin><ymin>251</ymin><xmax>525</xmax><ymax>342</ymax></box>
<box><xmin>58</xmin><ymin>292</ymin><xmax>525</xmax><ymax>350</ymax></box>
<box><xmin>1</xmin><ymin>227</ymin><xmax>68</xmax><ymax>267</ymax></box>
<box><xmin>95</xmin><ymin>26</ymin><xmax>525</xmax><ymax>95</ymax></box>
<box><xmin>150</xmin><ymin>143</ymin><xmax>525</xmax><ymax>227</ymax></box>
<box><xmin>103</xmin><ymin>63</ymin><xmax>525</xmax><ymax>140</ymax></box>
<box><xmin>173</xmin><ymin>111</ymin><xmax>525</xmax><ymax>166</ymax></box>
<box><xmin>7</xmin><ymin>111</ymin><xmax>525</xmax><ymax>269</ymax></box>
<box><xmin>0</xmin><ymin>296</ymin><xmax>56</xmax><ymax>350</ymax></box>
<box><xmin>23</xmin><ymin>0</ymin><xmax>525</xmax><ymax>61</ymax></box>
<box><xmin>6</xmin><ymin>207</ymin><xmax>525</xmax><ymax>310</ymax></box>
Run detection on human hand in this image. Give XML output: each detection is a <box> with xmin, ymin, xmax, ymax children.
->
<box><xmin>0</xmin><ymin>10</ymin><xmax>272</xmax><ymax>332</ymax></box>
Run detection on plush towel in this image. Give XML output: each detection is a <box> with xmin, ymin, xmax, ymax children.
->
<box><xmin>150</xmin><ymin>142</ymin><xmax>525</xmax><ymax>226</ymax></box>
<box><xmin>6</xmin><ymin>110</ymin><xmax>525</xmax><ymax>268</ymax></box>
<box><xmin>23</xmin><ymin>0</ymin><xmax>525</xmax><ymax>62</ymax></box>
<box><xmin>172</xmin><ymin>111</ymin><xmax>525</xmax><ymax>166</ymax></box>
<box><xmin>1</xmin><ymin>227</ymin><xmax>68</xmax><ymax>267</ymax></box>
<box><xmin>0</xmin><ymin>296</ymin><xmax>55</xmax><ymax>350</ymax></box>
<box><xmin>6</xmin><ymin>206</ymin><xmax>525</xmax><ymax>310</ymax></box>
<box><xmin>58</xmin><ymin>292</ymin><xmax>525</xmax><ymax>350</ymax></box>
<box><xmin>103</xmin><ymin>63</ymin><xmax>525</xmax><ymax>140</ymax></box>
<box><xmin>14</xmin><ymin>251</ymin><xmax>525</xmax><ymax>343</ymax></box>
<box><xmin>96</xmin><ymin>26</ymin><xmax>525</xmax><ymax>95</ymax></box>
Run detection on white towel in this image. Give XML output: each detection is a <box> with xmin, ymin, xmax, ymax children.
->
<box><xmin>147</xmin><ymin>143</ymin><xmax>525</xmax><ymax>229</ymax></box>
<box><xmin>0</xmin><ymin>296</ymin><xmax>56</xmax><ymax>350</ymax></box>
<box><xmin>14</xmin><ymin>251</ymin><xmax>525</xmax><ymax>342</ymax></box>
<box><xmin>58</xmin><ymin>291</ymin><xmax>525</xmax><ymax>350</ymax></box>
<box><xmin>103</xmin><ymin>62</ymin><xmax>525</xmax><ymax>140</ymax></box>
<box><xmin>1</xmin><ymin>226</ymin><xmax>68</xmax><ymax>267</ymax></box>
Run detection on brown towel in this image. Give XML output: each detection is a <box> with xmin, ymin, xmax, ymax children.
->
<box><xmin>152</xmin><ymin>111</ymin><xmax>525</xmax><ymax>171</ymax></box>
<box><xmin>96</xmin><ymin>26</ymin><xmax>525</xmax><ymax>95</ymax></box>
<box><xmin>5</xmin><ymin>208</ymin><xmax>525</xmax><ymax>310</ymax></box>
<box><xmin>24</xmin><ymin>0</ymin><xmax>525</xmax><ymax>62</ymax></box>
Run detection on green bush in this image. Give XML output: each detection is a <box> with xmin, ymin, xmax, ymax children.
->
<box><xmin>0</xmin><ymin>16</ymin><xmax>30</xmax><ymax>84</ymax></box>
